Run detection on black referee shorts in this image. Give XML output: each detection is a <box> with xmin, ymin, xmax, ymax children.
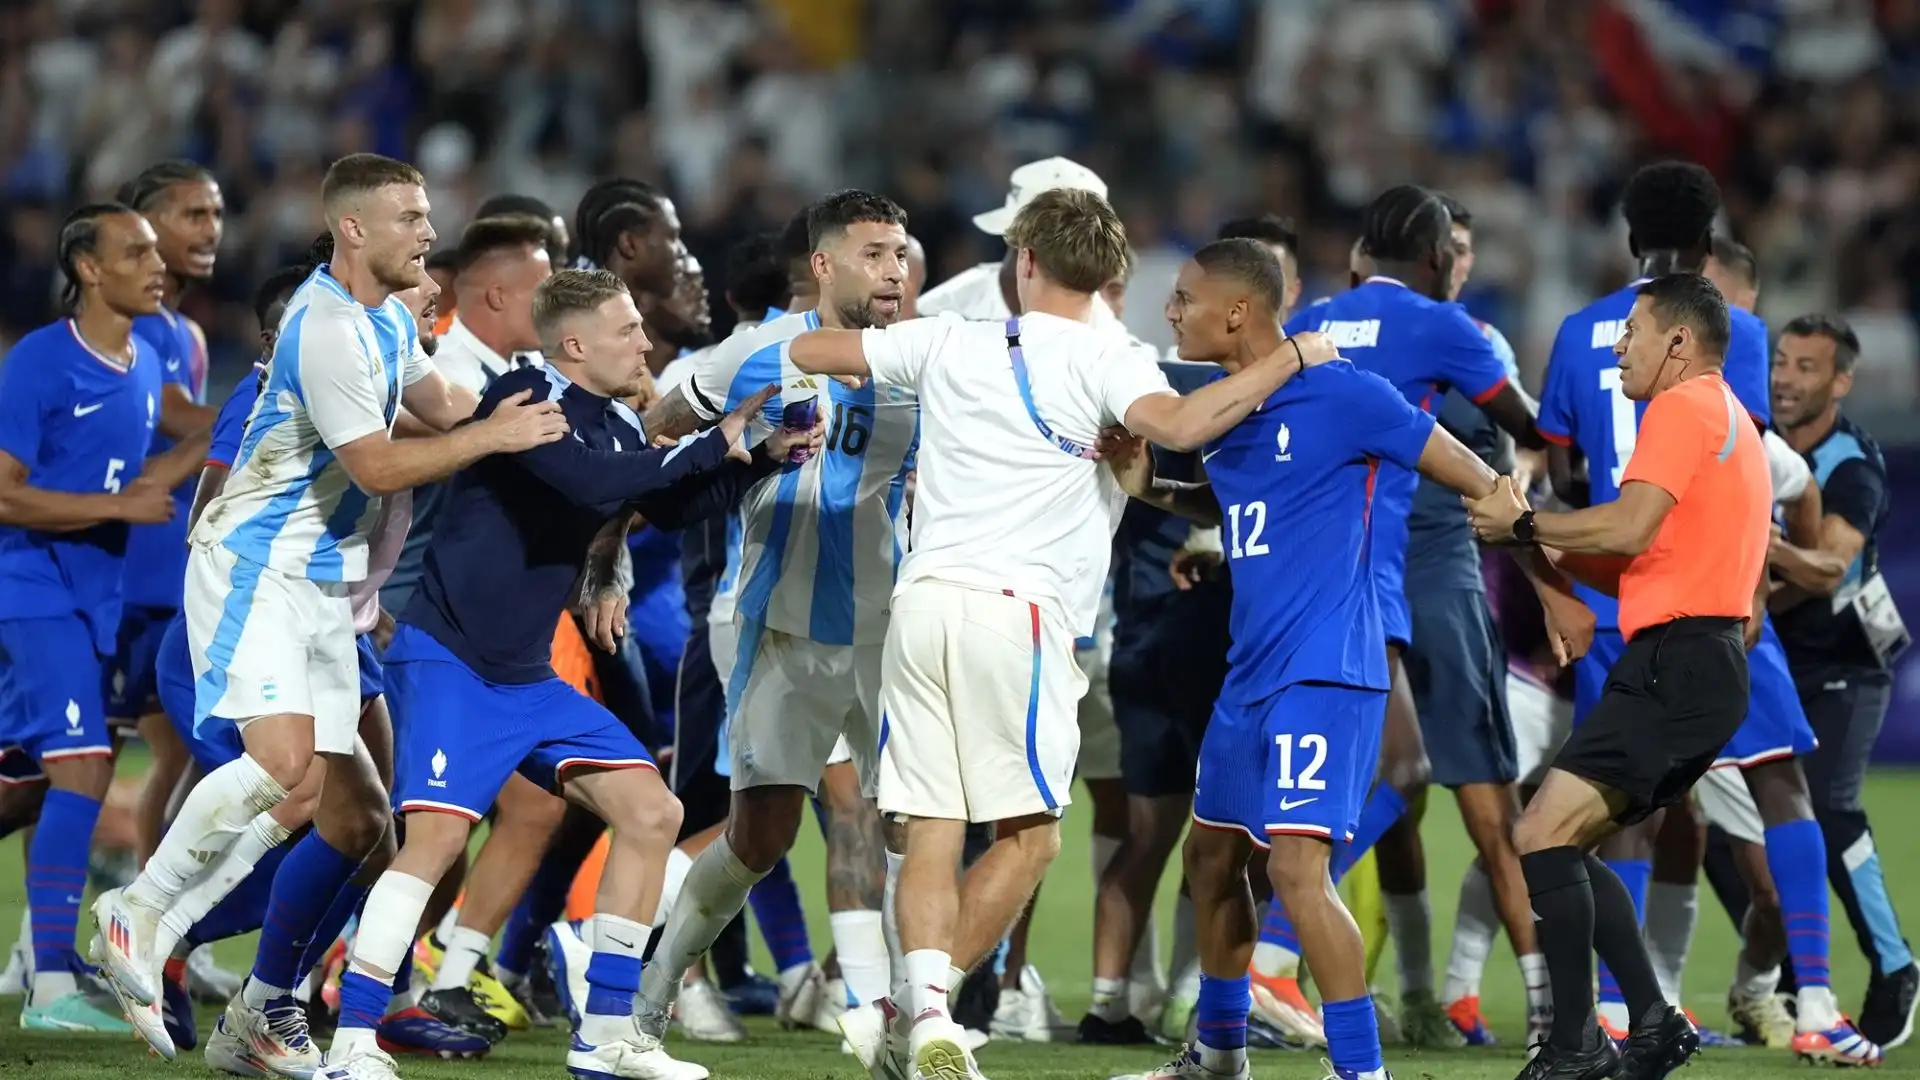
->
<box><xmin>1552</xmin><ymin>615</ymin><xmax>1749</xmax><ymax>825</ymax></box>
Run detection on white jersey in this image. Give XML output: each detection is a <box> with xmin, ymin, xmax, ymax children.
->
<box><xmin>861</xmin><ymin>310</ymin><xmax>1172</xmax><ymax>636</ymax></box>
<box><xmin>1764</xmin><ymin>427</ymin><xmax>1812</xmax><ymax>503</ymax></box>
<box><xmin>192</xmin><ymin>266</ymin><xmax>433</xmax><ymax>582</ymax></box>
<box><xmin>681</xmin><ymin>310</ymin><xmax>919</xmax><ymax>646</ymax></box>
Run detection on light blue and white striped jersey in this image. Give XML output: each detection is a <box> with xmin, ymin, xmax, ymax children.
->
<box><xmin>191</xmin><ymin>266</ymin><xmax>433</xmax><ymax>582</ymax></box>
<box><xmin>683</xmin><ymin>310</ymin><xmax>919</xmax><ymax>646</ymax></box>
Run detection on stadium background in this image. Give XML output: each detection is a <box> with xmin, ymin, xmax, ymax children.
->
<box><xmin>2</xmin><ymin>0</ymin><xmax>1919</xmax><ymax>1072</ymax></box>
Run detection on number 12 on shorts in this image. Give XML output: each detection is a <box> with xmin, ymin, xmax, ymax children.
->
<box><xmin>1274</xmin><ymin>732</ymin><xmax>1327</xmax><ymax>790</ymax></box>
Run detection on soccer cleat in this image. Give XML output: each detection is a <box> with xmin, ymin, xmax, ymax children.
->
<box><xmin>1078</xmin><ymin>1012</ymin><xmax>1156</xmax><ymax>1044</ymax></box>
<box><xmin>1248</xmin><ymin>970</ymin><xmax>1326</xmax><ymax>1048</ymax></box>
<box><xmin>187</xmin><ymin>944</ymin><xmax>245</xmax><ymax>1004</ymax></box>
<box><xmin>1616</xmin><ymin>1005</ymin><xmax>1700</xmax><ymax>1080</ymax></box>
<box><xmin>1726</xmin><ymin>987</ymin><xmax>1795</xmax><ymax>1048</ymax></box>
<box><xmin>19</xmin><ymin>988</ymin><xmax>136</xmax><ymax>1034</ymax></box>
<box><xmin>1445</xmin><ymin>994</ymin><xmax>1497</xmax><ymax>1046</ymax></box>
<box><xmin>1597</xmin><ymin>1011</ymin><xmax>1630</xmax><ymax>1044</ymax></box>
<box><xmin>1679</xmin><ymin>1008</ymin><xmax>1739</xmax><ymax>1048</ymax></box>
<box><xmin>375</xmin><ymin>1005</ymin><xmax>493</xmax><ymax>1058</ymax></box>
<box><xmin>81</xmin><ymin>937</ymin><xmax>172</xmax><ymax>1055</ymax></box>
<box><xmin>545</xmin><ymin>920</ymin><xmax>592</xmax><ymax>1031</ymax></box>
<box><xmin>1158</xmin><ymin>987</ymin><xmax>1198</xmax><ymax>1044</ymax></box>
<box><xmin>1110</xmin><ymin>1043</ymin><xmax>1252</xmax><ymax>1080</ymax></box>
<box><xmin>1513</xmin><ymin>1027</ymin><xmax>1622</xmax><ymax>1080</ymax></box>
<box><xmin>465</xmin><ymin>956</ymin><xmax>529</xmax><ymax>1030</ymax></box>
<box><xmin>840</xmin><ymin>997</ymin><xmax>910</xmax><ymax>1080</ymax></box>
<box><xmin>1245</xmin><ymin>1012</ymin><xmax>1306</xmax><ymax>1050</ymax></box>
<box><xmin>774</xmin><ymin>961</ymin><xmax>823</xmax><ymax>1029</ymax></box>
<box><xmin>566</xmin><ymin>1028</ymin><xmax>711</xmax><ymax>1080</ymax></box>
<box><xmin>1861</xmin><ymin>961</ymin><xmax>1918</xmax><ymax>1050</ymax></box>
<box><xmin>1792</xmin><ymin>1017</ymin><xmax>1885</xmax><ymax>1067</ymax></box>
<box><xmin>418</xmin><ymin>986</ymin><xmax>508</xmax><ymax>1044</ymax></box>
<box><xmin>411</xmin><ymin>933</ymin><xmax>444</xmax><ymax>981</ymax></box>
<box><xmin>90</xmin><ymin>887</ymin><xmax>159</xmax><ymax>1007</ymax></box>
<box><xmin>809</xmin><ymin>973</ymin><xmax>852</xmax><ymax>1034</ymax></box>
<box><xmin>318</xmin><ymin>938</ymin><xmax>348</xmax><ymax>1016</ymax></box>
<box><xmin>910</xmin><ymin>1014</ymin><xmax>989</xmax><ymax>1080</ymax></box>
<box><xmin>676</xmin><ymin>976</ymin><xmax>745</xmax><ymax>1043</ymax></box>
<box><xmin>1</xmin><ymin>938</ymin><xmax>27</xmax><ymax>997</ymax></box>
<box><xmin>205</xmin><ymin>994</ymin><xmax>323</xmax><ymax>1079</ymax></box>
<box><xmin>720</xmin><ymin>968</ymin><xmax>779</xmax><ymax>1016</ymax></box>
<box><xmin>315</xmin><ymin>1043</ymin><xmax>402</xmax><ymax>1080</ymax></box>
<box><xmin>162</xmin><ymin>958</ymin><xmax>200</xmax><ymax>1051</ymax></box>
<box><xmin>1398</xmin><ymin>987</ymin><xmax>1461</xmax><ymax>1048</ymax></box>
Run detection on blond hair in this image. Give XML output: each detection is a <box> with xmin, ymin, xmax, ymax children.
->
<box><xmin>1003</xmin><ymin>188</ymin><xmax>1131</xmax><ymax>294</ymax></box>
<box><xmin>321</xmin><ymin>154</ymin><xmax>425</xmax><ymax>217</ymax></box>
<box><xmin>532</xmin><ymin>268</ymin><xmax>630</xmax><ymax>354</ymax></box>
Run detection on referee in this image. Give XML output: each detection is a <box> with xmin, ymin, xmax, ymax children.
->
<box><xmin>1465</xmin><ymin>273</ymin><xmax>1772</xmax><ymax>1080</ymax></box>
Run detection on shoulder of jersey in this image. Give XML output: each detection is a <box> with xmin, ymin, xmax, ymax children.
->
<box><xmin>12</xmin><ymin>319</ymin><xmax>68</xmax><ymax>356</ymax></box>
<box><xmin>918</xmin><ymin>263</ymin><xmax>1002</xmax><ymax>319</ymax></box>
<box><xmin>1730</xmin><ymin>306</ymin><xmax>1769</xmax><ymax>339</ymax></box>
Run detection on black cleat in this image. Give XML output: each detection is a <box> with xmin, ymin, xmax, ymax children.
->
<box><xmin>1861</xmin><ymin>961</ymin><xmax>1918</xmax><ymax>1049</ymax></box>
<box><xmin>1618</xmin><ymin>1005</ymin><xmax>1700</xmax><ymax>1080</ymax></box>
<box><xmin>524</xmin><ymin>937</ymin><xmax>567</xmax><ymax>1026</ymax></box>
<box><xmin>419</xmin><ymin>986</ymin><xmax>509</xmax><ymax>1044</ymax></box>
<box><xmin>1078</xmin><ymin>1013</ymin><xmax>1156</xmax><ymax>1045</ymax></box>
<box><xmin>1246</xmin><ymin>1012</ymin><xmax>1306</xmax><ymax>1050</ymax></box>
<box><xmin>1516</xmin><ymin>1025</ymin><xmax>1623</xmax><ymax>1080</ymax></box>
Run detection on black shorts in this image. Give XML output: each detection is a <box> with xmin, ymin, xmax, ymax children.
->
<box><xmin>671</xmin><ymin>619</ymin><xmax>731</xmax><ymax>838</ymax></box>
<box><xmin>1552</xmin><ymin>615</ymin><xmax>1749</xmax><ymax>824</ymax></box>
<box><xmin>1110</xmin><ymin>588</ymin><xmax>1232</xmax><ymax>798</ymax></box>
<box><xmin>1405</xmin><ymin>588</ymin><xmax>1517</xmax><ymax>787</ymax></box>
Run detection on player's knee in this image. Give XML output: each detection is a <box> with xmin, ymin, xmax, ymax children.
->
<box><xmin>1180</xmin><ymin>829</ymin><xmax>1243</xmax><ymax>899</ymax></box>
<box><xmin>320</xmin><ymin>792</ymin><xmax>392</xmax><ymax>858</ymax></box>
<box><xmin>247</xmin><ymin>742</ymin><xmax>313</xmax><ymax>794</ymax></box>
<box><xmin>0</xmin><ymin>779</ymin><xmax>46</xmax><ymax>833</ymax></box>
<box><xmin>996</xmin><ymin>813</ymin><xmax>1063</xmax><ymax>875</ymax></box>
<box><xmin>1266</xmin><ymin>844</ymin><xmax>1332</xmax><ymax>907</ymax></box>
<box><xmin>1384</xmin><ymin>751</ymin><xmax>1431</xmax><ymax>796</ymax></box>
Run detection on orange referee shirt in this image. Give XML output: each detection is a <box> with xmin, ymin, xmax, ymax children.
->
<box><xmin>1616</xmin><ymin>371</ymin><xmax>1771</xmax><ymax>640</ymax></box>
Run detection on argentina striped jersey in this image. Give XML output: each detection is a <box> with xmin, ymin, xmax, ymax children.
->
<box><xmin>191</xmin><ymin>266</ymin><xmax>433</xmax><ymax>582</ymax></box>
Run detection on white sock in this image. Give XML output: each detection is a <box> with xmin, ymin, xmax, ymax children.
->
<box><xmin>904</xmin><ymin>949</ymin><xmax>952</xmax><ymax>1022</ymax></box>
<box><xmin>581</xmin><ymin>913</ymin><xmax>650</xmax><ymax>1045</ymax></box>
<box><xmin>636</xmin><ymin>834</ymin><xmax>764</xmax><ymax>1011</ymax></box>
<box><xmin>1731</xmin><ymin>954</ymin><xmax>1780</xmax><ymax>1000</ymax></box>
<box><xmin>429</xmin><ymin>924</ymin><xmax>491</xmax><ymax>992</ymax></box>
<box><xmin>156</xmin><ymin>813</ymin><xmax>292</xmax><ymax>960</ymax></box>
<box><xmin>329</xmin><ymin>871</ymin><xmax>436</xmax><ymax>1056</ymax></box>
<box><xmin>31</xmin><ymin>968</ymin><xmax>78</xmax><ymax>1004</ymax></box>
<box><xmin>1797</xmin><ymin>985</ymin><xmax>1841</xmax><ymax>1033</ymax></box>
<box><xmin>435</xmin><ymin>905</ymin><xmax>461</xmax><ymax>944</ymax></box>
<box><xmin>1442</xmin><ymin>863</ymin><xmax>1497</xmax><ymax>1004</ymax></box>
<box><xmin>1090</xmin><ymin>975</ymin><xmax>1129</xmax><ymax>1022</ymax></box>
<box><xmin>127</xmin><ymin>754</ymin><xmax>288</xmax><ymax>914</ymax></box>
<box><xmin>1642</xmin><ymin>881</ymin><xmax>1698</xmax><ymax>1005</ymax></box>
<box><xmin>1384</xmin><ymin>890</ymin><xmax>1433</xmax><ymax>996</ymax></box>
<box><xmin>1519</xmin><ymin>953</ymin><xmax>1551</xmax><ymax>1019</ymax></box>
<box><xmin>1170</xmin><ymin>892</ymin><xmax>1200</xmax><ymax>1002</ymax></box>
<box><xmin>830</xmin><ymin>910</ymin><xmax>890</xmax><ymax>1005</ymax></box>
<box><xmin>947</xmin><ymin>965</ymin><xmax>967</xmax><ymax>1014</ymax></box>
<box><xmin>883</xmin><ymin>848</ymin><xmax>906</xmax><ymax>1002</ymax></box>
<box><xmin>654</xmin><ymin>847</ymin><xmax>694</xmax><ymax>927</ymax></box>
<box><xmin>1198</xmin><ymin>1042</ymin><xmax>1247</xmax><ymax>1076</ymax></box>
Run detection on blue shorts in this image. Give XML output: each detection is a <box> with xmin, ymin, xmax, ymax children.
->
<box><xmin>1404</xmin><ymin>587</ymin><xmax>1517</xmax><ymax>787</ymax></box>
<box><xmin>1716</xmin><ymin>619</ymin><xmax>1817</xmax><ymax>768</ymax></box>
<box><xmin>105</xmin><ymin>604</ymin><xmax>176</xmax><ymax>721</ymax></box>
<box><xmin>1573</xmin><ymin>628</ymin><xmax>1629</xmax><ymax>725</ymax></box>
<box><xmin>1109</xmin><ymin>588</ymin><xmax>1232</xmax><ymax>798</ymax></box>
<box><xmin>1193</xmin><ymin>682</ymin><xmax>1387</xmax><ymax>845</ymax></box>
<box><xmin>384</xmin><ymin>623</ymin><xmax>656</xmax><ymax>821</ymax></box>
<box><xmin>356</xmin><ymin>634</ymin><xmax>385</xmax><ymax>701</ymax></box>
<box><xmin>0</xmin><ymin>616</ymin><xmax>112</xmax><ymax>765</ymax></box>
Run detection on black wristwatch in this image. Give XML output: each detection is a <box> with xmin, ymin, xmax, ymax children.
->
<box><xmin>1511</xmin><ymin>509</ymin><xmax>1538</xmax><ymax>545</ymax></box>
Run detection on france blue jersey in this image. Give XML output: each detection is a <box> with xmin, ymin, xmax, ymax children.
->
<box><xmin>206</xmin><ymin>366</ymin><xmax>266</xmax><ymax>471</ymax></box>
<box><xmin>1285</xmin><ymin>278</ymin><xmax>1509</xmax><ymax>645</ymax></box>
<box><xmin>1204</xmin><ymin>361</ymin><xmax>1436</xmax><ymax>707</ymax></box>
<box><xmin>1538</xmin><ymin>282</ymin><xmax>1772</xmax><ymax>627</ymax></box>
<box><xmin>0</xmin><ymin>319</ymin><xmax>165</xmax><ymax>653</ymax></box>
<box><xmin>681</xmin><ymin>310</ymin><xmax>919</xmax><ymax>646</ymax></box>
<box><xmin>122</xmin><ymin>308</ymin><xmax>207</xmax><ymax>609</ymax></box>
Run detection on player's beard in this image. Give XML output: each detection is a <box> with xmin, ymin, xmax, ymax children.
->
<box><xmin>834</xmin><ymin>297</ymin><xmax>879</xmax><ymax>330</ymax></box>
<box><xmin>373</xmin><ymin>249</ymin><xmax>425</xmax><ymax>292</ymax></box>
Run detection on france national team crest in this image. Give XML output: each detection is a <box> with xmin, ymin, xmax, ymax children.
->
<box><xmin>1275</xmin><ymin>423</ymin><xmax>1292</xmax><ymax>462</ymax></box>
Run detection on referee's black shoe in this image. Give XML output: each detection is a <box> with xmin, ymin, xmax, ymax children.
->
<box><xmin>1617</xmin><ymin>1004</ymin><xmax>1701</xmax><ymax>1080</ymax></box>
<box><xmin>1514</xmin><ymin>1024</ymin><xmax>1621</xmax><ymax>1080</ymax></box>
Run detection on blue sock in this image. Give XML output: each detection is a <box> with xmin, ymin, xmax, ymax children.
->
<box><xmin>1196</xmin><ymin>973</ymin><xmax>1251</xmax><ymax>1052</ymax></box>
<box><xmin>295</xmin><ymin>880</ymin><xmax>369</xmax><ymax>987</ymax></box>
<box><xmin>748</xmin><ymin>856</ymin><xmax>812</xmax><ymax>971</ymax></box>
<box><xmin>251</xmin><ymin>832</ymin><xmax>362</xmax><ymax>994</ymax></box>
<box><xmin>1257</xmin><ymin>903</ymin><xmax>1300</xmax><ymax>955</ymax></box>
<box><xmin>1323</xmin><ymin>994</ymin><xmax>1384</xmax><ymax>1074</ymax></box>
<box><xmin>186</xmin><ymin>842</ymin><xmax>293</xmax><ymax>947</ymax></box>
<box><xmin>337</xmin><ymin>969</ymin><xmax>394</xmax><ymax>1032</ymax></box>
<box><xmin>1597</xmin><ymin>858</ymin><xmax>1650</xmax><ymax>1008</ymax></box>
<box><xmin>584</xmin><ymin>951</ymin><xmax>642</xmax><ymax>1017</ymax></box>
<box><xmin>496</xmin><ymin>895</ymin><xmax>544</xmax><ymax>978</ymax></box>
<box><xmin>1335</xmin><ymin>785</ymin><xmax>1409</xmax><ymax>878</ymax></box>
<box><xmin>1766</xmin><ymin>819</ymin><xmax>1832</xmax><ymax>990</ymax></box>
<box><xmin>27</xmin><ymin>789</ymin><xmax>101</xmax><ymax>975</ymax></box>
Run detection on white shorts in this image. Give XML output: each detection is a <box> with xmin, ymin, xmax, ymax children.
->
<box><xmin>725</xmin><ymin>614</ymin><xmax>883</xmax><ymax>797</ymax></box>
<box><xmin>1508</xmin><ymin>670</ymin><xmax>1574</xmax><ymax>787</ymax></box>
<box><xmin>185</xmin><ymin>542</ymin><xmax>360</xmax><ymax>755</ymax></box>
<box><xmin>1695</xmin><ymin>764</ymin><xmax>1765</xmax><ymax>844</ymax></box>
<box><xmin>877</xmin><ymin>581</ymin><xmax>1084</xmax><ymax>823</ymax></box>
<box><xmin>1074</xmin><ymin>608</ymin><xmax>1120</xmax><ymax>782</ymax></box>
<box><xmin>827</xmin><ymin>736</ymin><xmax>853</xmax><ymax>767</ymax></box>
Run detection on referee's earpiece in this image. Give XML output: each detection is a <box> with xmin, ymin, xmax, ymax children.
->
<box><xmin>1670</xmin><ymin>335</ymin><xmax>1683</xmax><ymax>352</ymax></box>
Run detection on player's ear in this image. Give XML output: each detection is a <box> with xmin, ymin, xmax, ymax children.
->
<box><xmin>810</xmin><ymin>249</ymin><xmax>831</xmax><ymax>283</ymax></box>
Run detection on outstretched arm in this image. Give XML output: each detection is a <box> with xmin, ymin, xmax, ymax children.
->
<box><xmin>1100</xmin><ymin>429</ymin><xmax>1222</xmax><ymax>527</ymax></box>
<box><xmin>1120</xmin><ymin>334</ymin><xmax>1337</xmax><ymax>452</ymax></box>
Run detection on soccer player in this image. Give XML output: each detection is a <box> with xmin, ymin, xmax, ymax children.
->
<box><xmin>0</xmin><ymin>203</ymin><xmax>208</xmax><ymax>1031</ymax></box>
<box><xmin>1538</xmin><ymin>163</ymin><xmax>1876</xmax><ymax>1063</ymax></box>
<box><xmin>622</xmin><ymin>190</ymin><xmax>914</xmax><ymax>1041</ymax></box>
<box><xmin>1768</xmin><ymin>313</ymin><xmax>1916</xmax><ymax>1046</ymax></box>
<box><xmin>320</xmin><ymin>267</ymin><xmax>799</xmax><ymax>1080</ymax></box>
<box><xmin>1105</xmin><ymin>238</ymin><xmax>1583</xmax><ymax>1080</ymax></box>
<box><xmin>1466</xmin><ymin>272</ymin><xmax>1773</xmax><ymax>1080</ymax></box>
<box><xmin>90</xmin><ymin>153</ymin><xmax>569</xmax><ymax>1021</ymax></box>
<box><xmin>789</xmin><ymin>191</ymin><xmax>1337</xmax><ymax>1080</ymax></box>
<box><xmin>473</xmin><ymin>192</ymin><xmax>570</xmax><ymax>268</ymax></box>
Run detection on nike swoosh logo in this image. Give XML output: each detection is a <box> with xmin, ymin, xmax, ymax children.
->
<box><xmin>73</xmin><ymin>402</ymin><xmax>105</xmax><ymax>417</ymax></box>
<box><xmin>1200</xmin><ymin>447</ymin><xmax>1221</xmax><ymax>462</ymax></box>
<box><xmin>607</xmin><ymin>936</ymin><xmax>635</xmax><ymax>950</ymax></box>
<box><xmin>166</xmin><ymin>360</ymin><xmax>181</xmax><ymax>372</ymax></box>
<box><xmin>1278</xmin><ymin>797</ymin><xmax>1317</xmax><ymax>810</ymax></box>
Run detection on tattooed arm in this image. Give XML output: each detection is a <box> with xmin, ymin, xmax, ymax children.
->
<box><xmin>639</xmin><ymin>384</ymin><xmax>715</xmax><ymax>443</ymax></box>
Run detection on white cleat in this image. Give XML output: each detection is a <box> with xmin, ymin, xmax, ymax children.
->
<box><xmin>90</xmin><ymin>887</ymin><xmax>159</xmax><ymax>1007</ymax></box>
<box><xmin>567</xmin><ymin>1028</ymin><xmax>709</xmax><ymax>1080</ymax></box>
<box><xmin>810</xmin><ymin>974</ymin><xmax>852</xmax><ymax>1035</ymax></box>
<box><xmin>840</xmin><ymin>999</ymin><xmax>910</xmax><ymax>1080</ymax></box>
<box><xmin>989</xmin><ymin>964</ymin><xmax>1062</xmax><ymax>1042</ymax></box>
<box><xmin>0</xmin><ymin>939</ymin><xmax>26</xmax><ymax>997</ymax></box>
<box><xmin>315</xmin><ymin>1043</ymin><xmax>401</xmax><ymax>1080</ymax></box>
<box><xmin>188</xmin><ymin>944</ymin><xmax>246</xmax><ymax>1003</ymax></box>
<box><xmin>1110</xmin><ymin>1044</ymin><xmax>1251</xmax><ymax>1080</ymax></box>
<box><xmin>674</xmin><ymin>977</ymin><xmax>744</xmax><ymax>1043</ymax></box>
<box><xmin>205</xmin><ymin>994</ymin><xmax>323</xmax><ymax>1079</ymax></box>
<box><xmin>910</xmin><ymin>1014</ymin><xmax>990</xmax><ymax>1080</ymax></box>
<box><xmin>545</xmin><ymin>920</ymin><xmax>592</xmax><ymax>1030</ymax></box>
<box><xmin>775</xmin><ymin>962</ymin><xmax>822</xmax><ymax>1030</ymax></box>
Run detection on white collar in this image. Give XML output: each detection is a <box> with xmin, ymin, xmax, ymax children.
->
<box><xmin>441</xmin><ymin>316</ymin><xmax>514</xmax><ymax>377</ymax></box>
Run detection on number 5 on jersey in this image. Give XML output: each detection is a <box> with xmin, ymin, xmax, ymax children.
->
<box><xmin>1228</xmin><ymin>500</ymin><xmax>1270</xmax><ymax>558</ymax></box>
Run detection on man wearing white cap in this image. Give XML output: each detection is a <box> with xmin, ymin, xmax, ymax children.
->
<box><xmin>918</xmin><ymin>157</ymin><xmax>1167</xmax><ymax>1044</ymax></box>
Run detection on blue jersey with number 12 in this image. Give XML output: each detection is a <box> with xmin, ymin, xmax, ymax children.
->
<box><xmin>1538</xmin><ymin>281</ymin><xmax>1771</xmax><ymax>628</ymax></box>
<box><xmin>0</xmin><ymin>319</ymin><xmax>164</xmax><ymax>653</ymax></box>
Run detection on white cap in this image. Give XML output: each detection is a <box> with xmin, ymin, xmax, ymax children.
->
<box><xmin>972</xmin><ymin>157</ymin><xmax>1109</xmax><ymax>236</ymax></box>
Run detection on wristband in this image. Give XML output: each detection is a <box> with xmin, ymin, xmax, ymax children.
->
<box><xmin>1286</xmin><ymin>337</ymin><xmax>1305</xmax><ymax>376</ymax></box>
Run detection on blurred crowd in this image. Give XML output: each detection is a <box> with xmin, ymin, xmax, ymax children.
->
<box><xmin>2</xmin><ymin>0</ymin><xmax>1919</xmax><ymax>406</ymax></box>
